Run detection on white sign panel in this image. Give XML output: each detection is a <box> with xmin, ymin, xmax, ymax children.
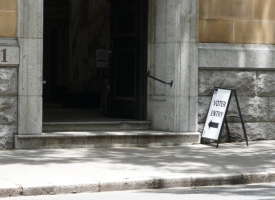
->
<box><xmin>202</xmin><ymin>88</ymin><xmax>232</xmax><ymax>140</ymax></box>
<box><xmin>96</xmin><ymin>49</ymin><xmax>109</xmax><ymax>68</ymax></box>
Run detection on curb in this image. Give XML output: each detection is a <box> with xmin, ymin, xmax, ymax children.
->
<box><xmin>1</xmin><ymin>172</ymin><xmax>275</xmax><ymax>198</ymax></box>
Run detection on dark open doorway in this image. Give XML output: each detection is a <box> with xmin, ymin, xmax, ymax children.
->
<box><xmin>43</xmin><ymin>0</ymin><xmax>147</xmax><ymax>122</ymax></box>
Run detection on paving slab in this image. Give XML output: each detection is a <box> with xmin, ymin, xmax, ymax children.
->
<box><xmin>0</xmin><ymin>141</ymin><xmax>274</xmax><ymax>197</ymax></box>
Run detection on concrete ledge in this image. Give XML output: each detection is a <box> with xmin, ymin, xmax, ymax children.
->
<box><xmin>14</xmin><ymin>131</ymin><xmax>200</xmax><ymax>149</ymax></box>
<box><xmin>42</xmin><ymin>121</ymin><xmax>152</xmax><ymax>132</ymax></box>
<box><xmin>2</xmin><ymin>172</ymin><xmax>275</xmax><ymax>198</ymax></box>
<box><xmin>199</xmin><ymin>43</ymin><xmax>275</xmax><ymax>69</ymax></box>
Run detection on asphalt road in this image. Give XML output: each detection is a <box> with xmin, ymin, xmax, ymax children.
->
<box><xmin>2</xmin><ymin>182</ymin><xmax>275</xmax><ymax>200</ymax></box>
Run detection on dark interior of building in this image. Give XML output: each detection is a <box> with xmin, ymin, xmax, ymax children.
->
<box><xmin>43</xmin><ymin>0</ymin><xmax>147</xmax><ymax>122</ymax></box>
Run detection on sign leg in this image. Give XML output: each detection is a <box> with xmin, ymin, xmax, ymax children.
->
<box><xmin>225</xmin><ymin>118</ymin><xmax>231</xmax><ymax>143</ymax></box>
<box><xmin>234</xmin><ymin>90</ymin><xmax>249</xmax><ymax>146</ymax></box>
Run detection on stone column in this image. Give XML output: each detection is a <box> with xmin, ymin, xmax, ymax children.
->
<box><xmin>147</xmin><ymin>0</ymin><xmax>199</xmax><ymax>132</ymax></box>
<box><xmin>17</xmin><ymin>0</ymin><xmax>43</xmax><ymax>135</ymax></box>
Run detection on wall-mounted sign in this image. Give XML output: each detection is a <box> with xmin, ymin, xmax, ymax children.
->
<box><xmin>202</xmin><ymin>88</ymin><xmax>232</xmax><ymax>140</ymax></box>
<box><xmin>96</xmin><ymin>49</ymin><xmax>109</xmax><ymax>68</ymax></box>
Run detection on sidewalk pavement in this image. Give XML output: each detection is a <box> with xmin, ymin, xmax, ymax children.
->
<box><xmin>0</xmin><ymin>140</ymin><xmax>275</xmax><ymax>198</ymax></box>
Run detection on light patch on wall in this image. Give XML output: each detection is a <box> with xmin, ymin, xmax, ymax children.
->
<box><xmin>0</xmin><ymin>0</ymin><xmax>17</xmax><ymax>11</ymax></box>
<box><xmin>0</xmin><ymin>11</ymin><xmax>17</xmax><ymax>37</ymax></box>
<box><xmin>199</xmin><ymin>0</ymin><xmax>275</xmax><ymax>44</ymax></box>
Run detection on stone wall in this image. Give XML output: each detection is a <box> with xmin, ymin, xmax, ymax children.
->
<box><xmin>0</xmin><ymin>67</ymin><xmax>17</xmax><ymax>149</ymax></box>
<box><xmin>198</xmin><ymin>44</ymin><xmax>275</xmax><ymax>141</ymax></box>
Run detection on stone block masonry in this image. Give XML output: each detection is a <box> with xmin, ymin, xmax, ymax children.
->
<box><xmin>199</xmin><ymin>0</ymin><xmax>275</xmax><ymax>44</ymax></box>
<box><xmin>0</xmin><ymin>0</ymin><xmax>17</xmax><ymax>38</ymax></box>
<box><xmin>0</xmin><ymin>68</ymin><xmax>17</xmax><ymax>149</ymax></box>
<box><xmin>198</xmin><ymin>69</ymin><xmax>275</xmax><ymax>141</ymax></box>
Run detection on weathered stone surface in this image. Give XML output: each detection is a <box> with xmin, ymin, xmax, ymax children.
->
<box><xmin>199</xmin><ymin>70</ymin><xmax>256</xmax><ymax>96</ymax></box>
<box><xmin>0</xmin><ymin>68</ymin><xmax>17</xmax><ymax>95</ymax></box>
<box><xmin>198</xmin><ymin>96</ymin><xmax>211</xmax><ymax>123</ymax></box>
<box><xmin>197</xmin><ymin>123</ymin><xmax>204</xmax><ymax>133</ymax></box>
<box><xmin>268</xmin><ymin>97</ymin><xmax>275</xmax><ymax>121</ymax></box>
<box><xmin>0</xmin><ymin>97</ymin><xmax>17</xmax><ymax>125</ymax></box>
<box><xmin>227</xmin><ymin>96</ymin><xmax>268</xmax><ymax>123</ymax></box>
<box><xmin>257</xmin><ymin>71</ymin><xmax>275</xmax><ymax>96</ymax></box>
<box><xmin>199</xmin><ymin>122</ymin><xmax>275</xmax><ymax>142</ymax></box>
<box><xmin>227</xmin><ymin>123</ymin><xmax>275</xmax><ymax>141</ymax></box>
<box><xmin>0</xmin><ymin>68</ymin><xmax>17</xmax><ymax>149</ymax></box>
<box><xmin>0</xmin><ymin>125</ymin><xmax>17</xmax><ymax>149</ymax></box>
<box><xmin>198</xmin><ymin>96</ymin><xmax>268</xmax><ymax>123</ymax></box>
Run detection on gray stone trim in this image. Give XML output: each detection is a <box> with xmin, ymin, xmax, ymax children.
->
<box><xmin>199</xmin><ymin>68</ymin><xmax>275</xmax><ymax>71</ymax></box>
<box><xmin>199</xmin><ymin>43</ymin><xmax>275</xmax><ymax>69</ymax></box>
<box><xmin>17</xmin><ymin>0</ymin><xmax>43</xmax><ymax>39</ymax></box>
<box><xmin>0</xmin><ymin>38</ymin><xmax>18</xmax><ymax>46</ymax></box>
<box><xmin>0</xmin><ymin>38</ymin><xmax>19</xmax><ymax>67</ymax></box>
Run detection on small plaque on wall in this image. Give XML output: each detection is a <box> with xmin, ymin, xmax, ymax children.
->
<box><xmin>96</xmin><ymin>49</ymin><xmax>109</xmax><ymax>68</ymax></box>
<box><xmin>0</xmin><ymin>46</ymin><xmax>19</xmax><ymax>66</ymax></box>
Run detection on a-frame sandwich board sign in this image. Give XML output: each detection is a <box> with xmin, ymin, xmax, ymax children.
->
<box><xmin>201</xmin><ymin>87</ymin><xmax>249</xmax><ymax>148</ymax></box>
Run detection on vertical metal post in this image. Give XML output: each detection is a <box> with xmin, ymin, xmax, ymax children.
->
<box><xmin>216</xmin><ymin>89</ymin><xmax>233</xmax><ymax>148</ymax></box>
<box><xmin>225</xmin><ymin>118</ymin><xmax>231</xmax><ymax>143</ymax></box>
<box><xmin>233</xmin><ymin>90</ymin><xmax>249</xmax><ymax>146</ymax></box>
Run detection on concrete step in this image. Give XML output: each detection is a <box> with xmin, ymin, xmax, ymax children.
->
<box><xmin>14</xmin><ymin>131</ymin><xmax>201</xmax><ymax>149</ymax></box>
<box><xmin>42</xmin><ymin>121</ymin><xmax>152</xmax><ymax>132</ymax></box>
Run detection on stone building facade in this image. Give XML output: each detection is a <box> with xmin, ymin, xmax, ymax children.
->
<box><xmin>0</xmin><ymin>0</ymin><xmax>274</xmax><ymax>149</ymax></box>
<box><xmin>198</xmin><ymin>0</ymin><xmax>275</xmax><ymax>141</ymax></box>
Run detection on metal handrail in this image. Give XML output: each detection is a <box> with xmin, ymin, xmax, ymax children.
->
<box><xmin>145</xmin><ymin>71</ymin><xmax>173</xmax><ymax>87</ymax></box>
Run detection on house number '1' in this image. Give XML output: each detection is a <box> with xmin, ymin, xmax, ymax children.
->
<box><xmin>1</xmin><ymin>49</ymin><xmax>8</xmax><ymax>62</ymax></box>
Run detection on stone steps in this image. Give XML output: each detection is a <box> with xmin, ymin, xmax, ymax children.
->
<box><xmin>15</xmin><ymin>121</ymin><xmax>201</xmax><ymax>149</ymax></box>
<box><xmin>42</xmin><ymin>121</ymin><xmax>152</xmax><ymax>132</ymax></box>
<box><xmin>14</xmin><ymin>131</ymin><xmax>200</xmax><ymax>149</ymax></box>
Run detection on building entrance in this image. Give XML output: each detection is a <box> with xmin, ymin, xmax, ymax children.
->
<box><xmin>43</xmin><ymin>0</ymin><xmax>147</xmax><ymax>122</ymax></box>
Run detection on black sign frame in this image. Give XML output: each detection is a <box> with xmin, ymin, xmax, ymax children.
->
<box><xmin>202</xmin><ymin>87</ymin><xmax>249</xmax><ymax>148</ymax></box>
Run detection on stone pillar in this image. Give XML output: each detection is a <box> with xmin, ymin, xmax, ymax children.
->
<box><xmin>17</xmin><ymin>0</ymin><xmax>43</xmax><ymax>135</ymax></box>
<box><xmin>147</xmin><ymin>0</ymin><xmax>199</xmax><ymax>132</ymax></box>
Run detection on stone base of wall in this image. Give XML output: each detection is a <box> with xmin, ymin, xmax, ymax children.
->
<box><xmin>198</xmin><ymin>123</ymin><xmax>275</xmax><ymax>143</ymax></box>
<box><xmin>0</xmin><ymin>68</ymin><xmax>18</xmax><ymax>149</ymax></box>
<box><xmin>0</xmin><ymin>125</ymin><xmax>17</xmax><ymax>149</ymax></box>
